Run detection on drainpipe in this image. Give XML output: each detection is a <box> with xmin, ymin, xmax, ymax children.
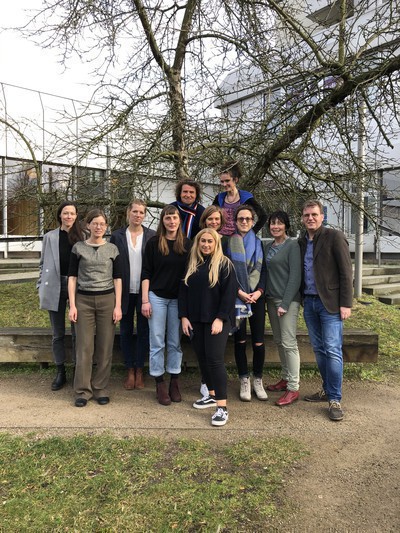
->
<box><xmin>354</xmin><ymin>99</ymin><xmax>366</xmax><ymax>298</ymax></box>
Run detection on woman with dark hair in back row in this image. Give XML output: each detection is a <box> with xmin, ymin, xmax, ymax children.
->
<box><xmin>37</xmin><ymin>201</ymin><xmax>84</xmax><ymax>391</ymax></box>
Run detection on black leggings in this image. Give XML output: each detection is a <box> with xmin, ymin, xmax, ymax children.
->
<box><xmin>191</xmin><ymin>322</ymin><xmax>230</xmax><ymax>401</ymax></box>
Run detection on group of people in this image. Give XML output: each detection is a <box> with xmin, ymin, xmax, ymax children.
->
<box><xmin>37</xmin><ymin>160</ymin><xmax>353</xmax><ymax>426</ymax></box>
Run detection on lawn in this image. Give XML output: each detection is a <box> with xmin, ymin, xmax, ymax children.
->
<box><xmin>0</xmin><ymin>282</ymin><xmax>399</xmax><ymax>530</ymax></box>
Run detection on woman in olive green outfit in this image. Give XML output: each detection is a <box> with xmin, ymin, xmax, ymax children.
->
<box><xmin>264</xmin><ymin>211</ymin><xmax>301</xmax><ymax>406</ymax></box>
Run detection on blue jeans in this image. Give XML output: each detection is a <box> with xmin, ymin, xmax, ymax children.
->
<box><xmin>120</xmin><ymin>293</ymin><xmax>149</xmax><ymax>369</ymax></box>
<box><xmin>303</xmin><ymin>296</ymin><xmax>343</xmax><ymax>402</ymax></box>
<box><xmin>148</xmin><ymin>291</ymin><xmax>182</xmax><ymax>377</ymax></box>
<box><xmin>48</xmin><ymin>276</ymin><xmax>75</xmax><ymax>365</ymax></box>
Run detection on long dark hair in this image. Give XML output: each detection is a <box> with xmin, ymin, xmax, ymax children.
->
<box><xmin>56</xmin><ymin>201</ymin><xmax>84</xmax><ymax>245</ymax></box>
<box><xmin>157</xmin><ymin>205</ymin><xmax>187</xmax><ymax>256</ymax></box>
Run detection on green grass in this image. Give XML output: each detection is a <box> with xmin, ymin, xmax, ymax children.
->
<box><xmin>0</xmin><ymin>433</ymin><xmax>306</xmax><ymax>531</ymax></box>
<box><xmin>1</xmin><ymin>282</ymin><xmax>400</xmax><ymax>381</ymax></box>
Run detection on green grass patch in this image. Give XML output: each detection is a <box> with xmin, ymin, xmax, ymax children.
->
<box><xmin>0</xmin><ymin>433</ymin><xmax>306</xmax><ymax>531</ymax></box>
<box><xmin>1</xmin><ymin>283</ymin><xmax>399</xmax><ymax>381</ymax></box>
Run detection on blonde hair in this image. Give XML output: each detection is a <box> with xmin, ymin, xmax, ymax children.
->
<box><xmin>184</xmin><ymin>228</ymin><xmax>232</xmax><ymax>288</ymax></box>
<box><xmin>199</xmin><ymin>205</ymin><xmax>226</xmax><ymax>230</ymax></box>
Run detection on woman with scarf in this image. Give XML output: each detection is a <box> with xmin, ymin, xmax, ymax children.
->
<box><xmin>226</xmin><ymin>205</ymin><xmax>268</xmax><ymax>402</ymax></box>
<box><xmin>171</xmin><ymin>178</ymin><xmax>205</xmax><ymax>239</ymax></box>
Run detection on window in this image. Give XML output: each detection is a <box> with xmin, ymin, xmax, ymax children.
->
<box><xmin>308</xmin><ymin>0</ymin><xmax>355</xmax><ymax>27</ymax></box>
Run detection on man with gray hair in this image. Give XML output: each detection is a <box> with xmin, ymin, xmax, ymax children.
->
<box><xmin>298</xmin><ymin>199</ymin><xmax>353</xmax><ymax>421</ymax></box>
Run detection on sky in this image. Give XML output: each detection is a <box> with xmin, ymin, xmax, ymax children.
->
<box><xmin>0</xmin><ymin>0</ymin><xmax>93</xmax><ymax>102</ymax></box>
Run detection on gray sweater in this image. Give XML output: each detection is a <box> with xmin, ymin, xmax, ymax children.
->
<box><xmin>264</xmin><ymin>238</ymin><xmax>301</xmax><ymax>311</ymax></box>
<box><xmin>69</xmin><ymin>241</ymin><xmax>120</xmax><ymax>293</ymax></box>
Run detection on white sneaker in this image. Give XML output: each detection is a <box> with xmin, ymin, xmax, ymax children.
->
<box><xmin>253</xmin><ymin>377</ymin><xmax>268</xmax><ymax>401</ymax></box>
<box><xmin>239</xmin><ymin>376</ymin><xmax>251</xmax><ymax>401</ymax></box>
<box><xmin>211</xmin><ymin>407</ymin><xmax>229</xmax><ymax>426</ymax></box>
<box><xmin>200</xmin><ymin>382</ymin><xmax>209</xmax><ymax>397</ymax></box>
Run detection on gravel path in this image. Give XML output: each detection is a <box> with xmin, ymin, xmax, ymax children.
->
<box><xmin>0</xmin><ymin>371</ymin><xmax>399</xmax><ymax>531</ymax></box>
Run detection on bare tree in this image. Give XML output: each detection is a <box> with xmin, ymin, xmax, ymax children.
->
<box><xmin>13</xmin><ymin>0</ymin><xmax>400</xmax><ymax>223</ymax></box>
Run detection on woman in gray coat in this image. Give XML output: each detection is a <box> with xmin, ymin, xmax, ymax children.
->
<box><xmin>37</xmin><ymin>201</ymin><xmax>84</xmax><ymax>390</ymax></box>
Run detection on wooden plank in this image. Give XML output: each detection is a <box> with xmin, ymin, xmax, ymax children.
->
<box><xmin>0</xmin><ymin>328</ymin><xmax>378</xmax><ymax>365</ymax></box>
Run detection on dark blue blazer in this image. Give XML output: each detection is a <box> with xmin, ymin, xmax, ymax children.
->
<box><xmin>110</xmin><ymin>225</ymin><xmax>156</xmax><ymax>314</ymax></box>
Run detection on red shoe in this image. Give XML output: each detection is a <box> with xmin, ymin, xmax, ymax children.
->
<box><xmin>266</xmin><ymin>379</ymin><xmax>288</xmax><ymax>392</ymax></box>
<box><xmin>275</xmin><ymin>390</ymin><xmax>299</xmax><ymax>406</ymax></box>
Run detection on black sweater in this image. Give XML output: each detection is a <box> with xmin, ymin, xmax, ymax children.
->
<box><xmin>178</xmin><ymin>258</ymin><xmax>237</xmax><ymax>326</ymax></box>
<box><xmin>141</xmin><ymin>236</ymin><xmax>191</xmax><ymax>299</ymax></box>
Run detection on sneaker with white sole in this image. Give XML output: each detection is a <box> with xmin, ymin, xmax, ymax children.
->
<box><xmin>200</xmin><ymin>382</ymin><xmax>209</xmax><ymax>397</ymax></box>
<box><xmin>193</xmin><ymin>395</ymin><xmax>217</xmax><ymax>409</ymax></box>
<box><xmin>329</xmin><ymin>400</ymin><xmax>344</xmax><ymax>421</ymax></box>
<box><xmin>211</xmin><ymin>407</ymin><xmax>229</xmax><ymax>426</ymax></box>
<box><xmin>253</xmin><ymin>377</ymin><xmax>268</xmax><ymax>401</ymax></box>
<box><xmin>239</xmin><ymin>376</ymin><xmax>251</xmax><ymax>401</ymax></box>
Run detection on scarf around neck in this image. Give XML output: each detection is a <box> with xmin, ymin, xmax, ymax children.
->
<box><xmin>176</xmin><ymin>201</ymin><xmax>198</xmax><ymax>239</ymax></box>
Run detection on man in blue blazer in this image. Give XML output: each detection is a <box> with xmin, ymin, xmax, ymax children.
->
<box><xmin>298</xmin><ymin>199</ymin><xmax>353</xmax><ymax>421</ymax></box>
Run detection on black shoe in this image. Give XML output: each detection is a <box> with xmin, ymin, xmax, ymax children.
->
<box><xmin>304</xmin><ymin>389</ymin><xmax>328</xmax><ymax>402</ymax></box>
<box><xmin>51</xmin><ymin>366</ymin><xmax>67</xmax><ymax>391</ymax></box>
<box><xmin>97</xmin><ymin>397</ymin><xmax>110</xmax><ymax>405</ymax></box>
<box><xmin>329</xmin><ymin>401</ymin><xmax>344</xmax><ymax>421</ymax></box>
<box><xmin>75</xmin><ymin>398</ymin><xmax>87</xmax><ymax>407</ymax></box>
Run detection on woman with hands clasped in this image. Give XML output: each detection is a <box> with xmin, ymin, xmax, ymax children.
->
<box><xmin>68</xmin><ymin>209</ymin><xmax>122</xmax><ymax>407</ymax></box>
<box><xmin>179</xmin><ymin>229</ymin><xmax>237</xmax><ymax>427</ymax></box>
<box><xmin>264</xmin><ymin>211</ymin><xmax>301</xmax><ymax>406</ymax></box>
<box><xmin>226</xmin><ymin>205</ymin><xmax>268</xmax><ymax>402</ymax></box>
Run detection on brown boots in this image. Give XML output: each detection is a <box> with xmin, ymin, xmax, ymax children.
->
<box><xmin>135</xmin><ymin>368</ymin><xmax>144</xmax><ymax>389</ymax></box>
<box><xmin>156</xmin><ymin>381</ymin><xmax>171</xmax><ymax>405</ymax></box>
<box><xmin>169</xmin><ymin>378</ymin><xmax>182</xmax><ymax>402</ymax></box>
<box><xmin>156</xmin><ymin>377</ymin><xmax>182</xmax><ymax>405</ymax></box>
<box><xmin>124</xmin><ymin>368</ymin><xmax>135</xmax><ymax>390</ymax></box>
<box><xmin>124</xmin><ymin>368</ymin><xmax>145</xmax><ymax>390</ymax></box>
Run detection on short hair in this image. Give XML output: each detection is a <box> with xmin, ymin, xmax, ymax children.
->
<box><xmin>302</xmin><ymin>199</ymin><xmax>323</xmax><ymax>214</ymax></box>
<box><xmin>199</xmin><ymin>205</ymin><xmax>226</xmax><ymax>230</ymax></box>
<box><xmin>234</xmin><ymin>204</ymin><xmax>256</xmax><ymax>221</ymax></box>
<box><xmin>86</xmin><ymin>208</ymin><xmax>107</xmax><ymax>225</ymax></box>
<box><xmin>219</xmin><ymin>160</ymin><xmax>242</xmax><ymax>181</ymax></box>
<box><xmin>268</xmin><ymin>210</ymin><xmax>291</xmax><ymax>232</ymax></box>
<box><xmin>175</xmin><ymin>179</ymin><xmax>202</xmax><ymax>203</ymax></box>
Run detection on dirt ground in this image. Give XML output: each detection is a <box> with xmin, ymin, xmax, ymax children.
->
<box><xmin>0</xmin><ymin>370</ymin><xmax>399</xmax><ymax>532</ymax></box>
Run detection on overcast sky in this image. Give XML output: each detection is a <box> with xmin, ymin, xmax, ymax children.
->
<box><xmin>0</xmin><ymin>0</ymin><xmax>93</xmax><ymax>101</ymax></box>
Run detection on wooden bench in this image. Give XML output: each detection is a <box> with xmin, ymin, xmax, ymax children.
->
<box><xmin>0</xmin><ymin>328</ymin><xmax>378</xmax><ymax>365</ymax></box>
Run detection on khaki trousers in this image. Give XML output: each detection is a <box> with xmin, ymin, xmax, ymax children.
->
<box><xmin>74</xmin><ymin>292</ymin><xmax>116</xmax><ymax>400</ymax></box>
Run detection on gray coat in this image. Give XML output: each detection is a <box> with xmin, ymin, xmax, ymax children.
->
<box><xmin>37</xmin><ymin>228</ymin><xmax>62</xmax><ymax>312</ymax></box>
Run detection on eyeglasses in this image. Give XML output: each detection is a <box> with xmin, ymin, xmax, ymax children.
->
<box><xmin>237</xmin><ymin>217</ymin><xmax>253</xmax><ymax>223</ymax></box>
<box><xmin>91</xmin><ymin>222</ymin><xmax>107</xmax><ymax>227</ymax></box>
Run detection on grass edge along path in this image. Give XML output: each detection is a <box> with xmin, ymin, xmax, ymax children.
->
<box><xmin>0</xmin><ymin>433</ymin><xmax>307</xmax><ymax>531</ymax></box>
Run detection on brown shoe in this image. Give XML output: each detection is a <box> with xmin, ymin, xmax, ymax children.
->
<box><xmin>124</xmin><ymin>368</ymin><xmax>135</xmax><ymax>390</ymax></box>
<box><xmin>275</xmin><ymin>390</ymin><xmax>299</xmax><ymax>406</ymax></box>
<box><xmin>169</xmin><ymin>378</ymin><xmax>182</xmax><ymax>402</ymax></box>
<box><xmin>156</xmin><ymin>381</ymin><xmax>171</xmax><ymax>405</ymax></box>
<box><xmin>135</xmin><ymin>368</ymin><xmax>145</xmax><ymax>389</ymax></box>
<box><xmin>266</xmin><ymin>379</ymin><xmax>288</xmax><ymax>392</ymax></box>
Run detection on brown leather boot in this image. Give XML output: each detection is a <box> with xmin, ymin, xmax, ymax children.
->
<box><xmin>124</xmin><ymin>368</ymin><xmax>135</xmax><ymax>390</ymax></box>
<box><xmin>156</xmin><ymin>381</ymin><xmax>171</xmax><ymax>405</ymax></box>
<box><xmin>135</xmin><ymin>368</ymin><xmax>145</xmax><ymax>389</ymax></box>
<box><xmin>169</xmin><ymin>378</ymin><xmax>182</xmax><ymax>402</ymax></box>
